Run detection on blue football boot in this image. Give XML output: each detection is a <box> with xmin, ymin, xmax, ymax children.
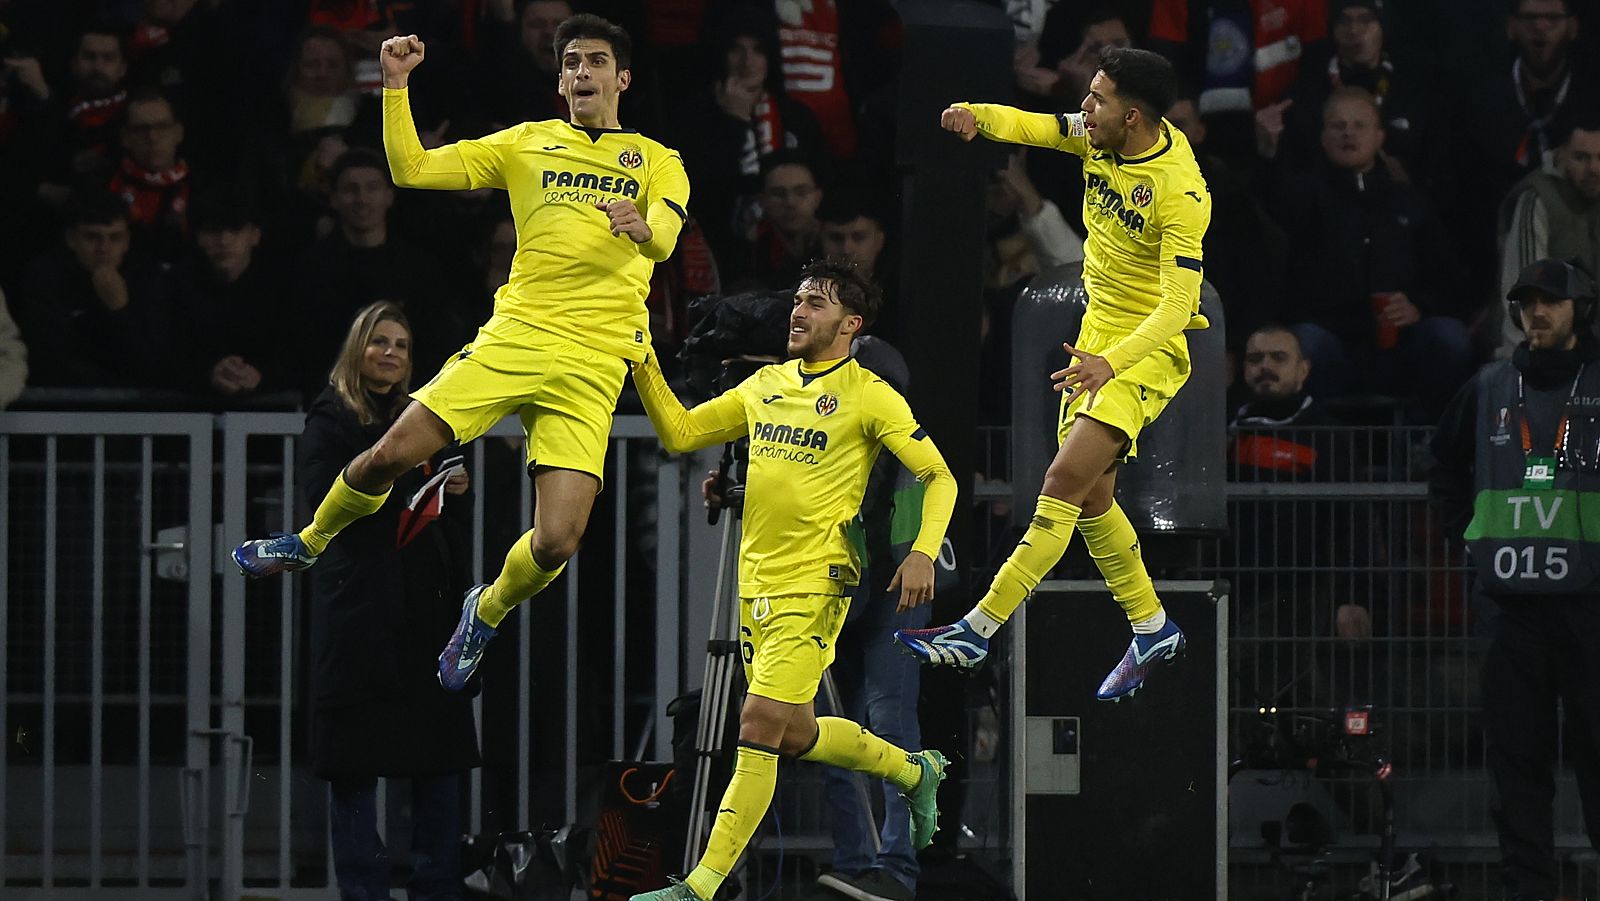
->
<box><xmin>893</xmin><ymin>620</ymin><xmax>990</xmax><ymax>669</ymax></box>
<box><xmin>438</xmin><ymin>585</ymin><xmax>497</xmax><ymax>692</ymax></box>
<box><xmin>1096</xmin><ymin>617</ymin><xmax>1186</xmax><ymax>702</ymax></box>
<box><xmin>232</xmin><ymin>532</ymin><xmax>318</xmax><ymax>579</ymax></box>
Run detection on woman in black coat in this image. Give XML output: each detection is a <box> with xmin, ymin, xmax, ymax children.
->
<box><xmin>300</xmin><ymin>300</ymin><xmax>479</xmax><ymax>901</ymax></box>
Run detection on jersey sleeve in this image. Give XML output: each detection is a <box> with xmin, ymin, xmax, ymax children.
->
<box><xmin>383</xmin><ymin>87</ymin><xmax>515</xmax><ymax>190</ymax></box>
<box><xmin>863</xmin><ymin>379</ymin><xmax>956</xmax><ymax>560</ymax></box>
<box><xmin>635</xmin><ymin>148</ymin><xmax>691</xmax><ymax>262</ymax></box>
<box><xmin>630</xmin><ymin>351</ymin><xmax>748</xmax><ymax>453</ymax></box>
<box><xmin>1100</xmin><ymin>173</ymin><xmax>1212</xmax><ymax>373</ymax></box>
<box><xmin>956</xmin><ymin>102</ymin><xmax>1091</xmax><ymax>159</ymax></box>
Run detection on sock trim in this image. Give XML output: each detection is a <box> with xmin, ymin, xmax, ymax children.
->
<box><xmin>795</xmin><ymin>728</ymin><xmax>821</xmax><ymax>759</ymax></box>
<box><xmin>736</xmin><ymin>740</ymin><xmax>781</xmax><ymax>757</ymax></box>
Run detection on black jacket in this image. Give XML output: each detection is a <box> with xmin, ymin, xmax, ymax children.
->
<box><xmin>299</xmin><ymin>386</ymin><xmax>479</xmax><ymax>779</ymax></box>
<box><xmin>1430</xmin><ymin>336</ymin><xmax>1600</xmax><ymax>542</ymax></box>
<box><xmin>1264</xmin><ymin>157</ymin><xmax>1463</xmax><ymax>343</ymax></box>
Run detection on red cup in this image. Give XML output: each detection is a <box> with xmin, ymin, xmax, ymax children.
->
<box><xmin>1371</xmin><ymin>292</ymin><xmax>1400</xmax><ymax>349</ymax></box>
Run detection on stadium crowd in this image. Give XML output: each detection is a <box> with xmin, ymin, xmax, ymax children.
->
<box><xmin>0</xmin><ymin>0</ymin><xmax>1595</xmax><ymax>421</ymax></box>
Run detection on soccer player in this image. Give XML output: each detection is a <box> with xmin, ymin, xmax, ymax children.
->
<box><xmin>232</xmin><ymin>15</ymin><xmax>690</xmax><ymax>691</ymax></box>
<box><xmin>627</xmin><ymin>259</ymin><xmax>955</xmax><ymax>901</ymax></box>
<box><xmin>894</xmin><ymin>47</ymin><xmax>1212</xmax><ymax>702</ymax></box>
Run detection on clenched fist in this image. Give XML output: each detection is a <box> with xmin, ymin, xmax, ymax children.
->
<box><xmin>940</xmin><ymin>105</ymin><xmax>978</xmax><ymax>141</ymax></box>
<box><xmin>380</xmin><ymin>35</ymin><xmax>426</xmax><ymax>89</ymax></box>
<box><xmin>595</xmin><ymin>199</ymin><xmax>653</xmax><ymax>244</ymax></box>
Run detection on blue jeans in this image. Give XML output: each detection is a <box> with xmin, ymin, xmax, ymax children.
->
<box><xmin>820</xmin><ymin>577</ymin><xmax>930</xmax><ymax>892</ymax></box>
<box><xmin>329</xmin><ymin>773</ymin><xmax>464</xmax><ymax>901</ymax></box>
<box><xmin>1290</xmin><ymin>318</ymin><xmax>1473</xmax><ymax>418</ymax></box>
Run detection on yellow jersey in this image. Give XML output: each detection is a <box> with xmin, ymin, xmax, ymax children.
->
<box><xmin>632</xmin><ymin>353</ymin><xmax>957</xmax><ymax>599</ymax></box>
<box><xmin>957</xmin><ymin>103</ymin><xmax>1212</xmax><ymax>374</ymax></box>
<box><xmin>383</xmin><ymin>88</ymin><xmax>690</xmax><ymax>362</ymax></box>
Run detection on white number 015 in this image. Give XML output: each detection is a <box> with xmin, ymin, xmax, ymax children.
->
<box><xmin>1493</xmin><ymin>545</ymin><xmax>1569</xmax><ymax>580</ymax></box>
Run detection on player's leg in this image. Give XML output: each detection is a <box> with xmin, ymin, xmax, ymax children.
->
<box><xmin>233</xmin><ymin>401</ymin><xmax>453</xmax><ymax>578</ymax></box>
<box><xmin>895</xmin><ymin>415</ymin><xmax>1124</xmax><ymax>667</ymax></box>
<box><xmin>792</xmin><ymin>706</ymin><xmax>947</xmax><ymax>851</ymax></box>
<box><xmin>1077</xmin><ymin>467</ymin><xmax>1186</xmax><ymax>701</ymax></box>
<box><xmin>439</xmin><ymin>467</ymin><xmax>599</xmax><ymax>691</ymax></box>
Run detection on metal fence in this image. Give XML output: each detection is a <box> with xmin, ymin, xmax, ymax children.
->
<box><xmin>2</xmin><ymin>412</ymin><xmax>689</xmax><ymax>900</ymax></box>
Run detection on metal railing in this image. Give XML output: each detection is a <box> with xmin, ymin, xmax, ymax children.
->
<box><xmin>2</xmin><ymin>412</ymin><xmax>689</xmax><ymax>900</ymax></box>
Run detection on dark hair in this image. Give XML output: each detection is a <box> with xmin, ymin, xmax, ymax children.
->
<box><xmin>799</xmin><ymin>257</ymin><xmax>881</xmax><ymax>328</ymax></box>
<box><xmin>122</xmin><ymin>85</ymin><xmax>178</xmax><ymax>121</ymax></box>
<box><xmin>76</xmin><ymin>26</ymin><xmax>124</xmax><ymax>52</ymax></box>
<box><xmin>1511</xmin><ymin>0</ymin><xmax>1573</xmax><ymax>15</ymax></box>
<box><xmin>1096</xmin><ymin>47</ymin><xmax>1179</xmax><ymax>120</ymax></box>
<box><xmin>190</xmin><ymin>188</ymin><xmax>259</xmax><ymax>232</ymax></box>
<box><xmin>713</xmin><ymin>5</ymin><xmax>783</xmax><ymax>88</ymax></box>
<box><xmin>328</xmin><ymin>147</ymin><xmax>390</xmax><ymax>188</ymax></box>
<box><xmin>64</xmin><ymin>191</ymin><xmax>130</xmax><ymax>229</ymax></box>
<box><xmin>759</xmin><ymin>147</ymin><xmax>822</xmax><ymax>187</ymax></box>
<box><xmin>1248</xmin><ymin>323</ymin><xmax>1307</xmax><ymax>358</ymax></box>
<box><xmin>1566</xmin><ymin>113</ymin><xmax>1600</xmax><ymax>141</ymax></box>
<box><xmin>817</xmin><ymin>190</ymin><xmax>886</xmax><ymax>228</ymax></box>
<box><xmin>552</xmin><ymin>13</ymin><xmax>632</xmax><ymax>70</ymax></box>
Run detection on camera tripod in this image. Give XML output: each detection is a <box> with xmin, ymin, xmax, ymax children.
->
<box><xmin>682</xmin><ymin>443</ymin><xmax>880</xmax><ymax>875</ymax></box>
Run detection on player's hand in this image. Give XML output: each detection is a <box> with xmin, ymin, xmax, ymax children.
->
<box><xmin>1382</xmin><ymin>292</ymin><xmax>1421</xmax><ymax>328</ymax></box>
<box><xmin>595</xmin><ymin>199</ymin><xmax>653</xmax><ymax>243</ymax></box>
<box><xmin>889</xmin><ymin>551</ymin><xmax>936</xmax><ymax>612</ymax></box>
<box><xmin>379</xmin><ymin>35</ymin><xmax>425</xmax><ymax>89</ymax></box>
<box><xmin>1052</xmin><ymin>341</ymin><xmax>1114</xmax><ymax>409</ymax></box>
<box><xmin>1254</xmin><ymin>98</ymin><xmax>1292</xmax><ymax>159</ymax></box>
<box><xmin>940</xmin><ymin>105</ymin><xmax>977</xmax><ymax>142</ymax></box>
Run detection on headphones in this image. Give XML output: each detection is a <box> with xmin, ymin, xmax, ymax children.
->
<box><xmin>1507</xmin><ymin>261</ymin><xmax>1599</xmax><ymax>332</ymax></box>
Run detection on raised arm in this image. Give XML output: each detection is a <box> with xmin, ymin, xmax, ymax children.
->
<box><xmin>630</xmin><ymin>352</ymin><xmax>748</xmax><ymax>454</ymax></box>
<box><xmin>947</xmin><ymin>102</ymin><xmax>1092</xmax><ymax>157</ymax></box>
<box><xmin>380</xmin><ymin>35</ymin><xmax>508</xmax><ymax>191</ymax></box>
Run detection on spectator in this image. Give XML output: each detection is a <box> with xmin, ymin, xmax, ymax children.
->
<box><xmin>730</xmin><ymin>148</ymin><xmax>824</xmax><ymax>292</ymax></box>
<box><xmin>1495</xmin><ymin>118</ymin><xmax>1600</xmax><ymax>357</ymax></box>
<box><xmin>32</xmin><ymin>28</ymin><xmax>129</xmax><ymax>208</ymax></box>
<box><xmin>775</xmin><ymin>0</ymin><xmax>857</xmax><ymax>158</ymax></box>
<box><xmin>299</xmin><ymin>301</ymin><xmax>478</xmax><ymax>901</ymax></box>
<box><xmin>1016</xmin><ymin>5</ymin><xmax>1133</xmax><ymax>104</ymax></box>
<box><xmin>0</xmin><ymin>286</ymin><xmax>27</xmax><ymax>408</ymax></box>
<box><xmin>984</xmin><ymin>149</ymin><xmax>1083</xmax><ymax>293</ymax></box>
<box><xmin>480</xmin><ymin>0</ymin><xmax>571</xmax><ymax>125</ymax></box>
<box><xmin>1148</xmin><ymin>0</ymin><xmax>1329</xmax><ymax>160</ymax></box>
<box><xmin>1232</xmin><ymin>324</ymin><xmax>1336</xmax><ymax>432</ymax></box>
<box><xmin>1280</xmin><ymin>0</ymin><xmax>1441</xmax><ymax>186</ymax></box>
<box><xmin>284</xmin><ymin>25</ymin><xmax>363</xmax><ymax>136</ymax></box>
<box><xmin>13</xmin><ymin>193</ymin><xmax>179</xmax><ymax>388</ymax></box>
<box><xmin>178</xmin><ymin>195</ymin><xmax>294</xmax><ymax>403</ymax></box>
<box><xmin>125</xmin><ymin>0</ymin><xmax>228</xmax><ymax>135</ymax></box>
<box><xmin>675</xmin><ymin>6</ymin><xmax>824</xmax><ymax>268</ymax></box>
<box><xmin>819</xmin><ymin>191</ymin><xmax>899</xmax><ymax>339</ymax></box>
<box><xmin>294</xmin><ymin>148</ymin><xmax>459</xmax><ymax>396</ymax></box>
<box><xmin>1168</xmin><ymin>91</ymin><xmax>1287</xmax><ymax>351</ymax></box>
<box><xmin>109</xmin><ymin>87</ymin><xmax>193</xmax><ymax>264</ymax></box>
<box><xmin>1262</xmin><ymin>87</ymin><xmax>1471</xmax><ymax>416</ymax></box>
<box><xmin>1430</xmin><ymin>259</ymin><xmax>1600</xmax><ymax>901</ymax></box>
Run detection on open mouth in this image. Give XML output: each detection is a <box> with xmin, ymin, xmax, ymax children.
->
<box><xmin>573</xmin><ymin>86</ymin><xmax>597</xmax><ymax>100</ymax></box>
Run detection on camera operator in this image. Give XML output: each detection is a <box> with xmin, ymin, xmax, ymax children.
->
<box><xmin>1430</xmin><ymin>259</ymin><xmax>1600</xmax><ymax>901</ymax></box>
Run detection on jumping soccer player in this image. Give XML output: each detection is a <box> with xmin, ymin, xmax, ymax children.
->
<box><xmin>895</xmin><ymin>47</ymin><xmax>1212</xmax><ymax>702</ymax></box>
<box><xmin>232</xmin><ymin>15</ymin><xmax>690</xmax><ymax>692</ymax></box>
<box><xmin>627</xmin><ymin>259</ymin><xmax>955</xmax><ymax>901</ymax></box>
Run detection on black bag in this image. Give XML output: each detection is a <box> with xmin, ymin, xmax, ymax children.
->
<box><xmin>462</xmin><ymin>827</ymin><xmax>588</xmax><ymax>901</ymax></box>
<box><xmin>679</xmin><ymin>290</ymin><xmax>793</xmax><ymax>400</ymax></box>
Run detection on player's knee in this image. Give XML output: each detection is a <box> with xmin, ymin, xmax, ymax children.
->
<box><xmin>1040</xmin><ymin>466</ymin><xmax>1091</xmax><ymax>507</ymax></box>
<box><xmin>736</xmin><ymin>704</ymin><xmax>788</xmax><ymax>747</ymax></box>
<box><xmin>1079</xmin><ymin>490</ymin><xmax>1113</xmax><ymax>519</ymax></box>
<box><xmin>359</xmin><ymin>436</ymin><xmax>418</xmax><ymax>484</ymax></box>
<box><xmin>530</xmin><ymin>529</ymin><xmax>580</xmax><ymax>568</ymax></box>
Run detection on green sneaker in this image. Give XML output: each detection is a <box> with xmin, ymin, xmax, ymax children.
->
<box><xmin>630</xmin><ymin>879</ymin><xmax>705</xmax><ymax>901</ymax></box>
<box><xmin>901</xmin><ymin>748</ymin><xmax>949</xmax><ymax>849</ymax></box>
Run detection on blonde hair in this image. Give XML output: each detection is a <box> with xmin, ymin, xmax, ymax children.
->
<box><xmin>329</xmin><ymin>301</ymin><xmax>412</xmax><ymax>426</ymax></box>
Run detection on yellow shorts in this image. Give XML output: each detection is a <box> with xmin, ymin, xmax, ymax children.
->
<box><xmin>411</xmin><ymin>315</ymin><xmax>628</xmax><ymax>482</ymax></box>
<box><xmin>1058</xmin><ymin>319</ymin><xmax>1191</xmax><ymax>459</ymax></box>
<box><xmin>739</xmin><ymin>593</ymin><xmax>851</xmax><ymax>705</ymax></box>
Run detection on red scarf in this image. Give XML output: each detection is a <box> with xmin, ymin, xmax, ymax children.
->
<box><xmin>109</xmin><ymin>157</ymin><xmax>192</xmax><ymax>233</ymax></box>
<box><xmin>68</xmin><ymin>90</ymin><xmax>127</xmax><ymax>132</ymax></box>
<box><xmin>753</xmin><ymin>91</ymin><xmax>785</xmax><ymax>159</ymax></box>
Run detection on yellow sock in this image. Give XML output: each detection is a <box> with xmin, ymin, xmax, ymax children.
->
<box><xmin>975</xmin><ymin>495</ymin><xmax>1081</xmax><ymax>625</ymax></box>
<box><xmin>799</xmin><ymin>716</ymin><xmax>922</xmax><ymax>792</ymax></box>
<box><xmin>686</xmin><ymin>742</ymin><xmax>779</xmax><ymax>900</ymax></box>
<box><xmin>1079</xmin><ymin>502</ymin><xmax>1163</xmax><ymax>624</ymax></box>
<box><xmin>476</xmin><ymin>530</ymin><xmax>565</xmax><ymax>628</ymax></box>
<box><xmin>297</xmin><ymin>470</ymin><xmax>389</xmax><ymax>556</ymax></box>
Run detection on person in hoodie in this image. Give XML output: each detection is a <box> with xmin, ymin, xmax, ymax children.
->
<box><xmin>1260</xmin><ymin>85</ymin><xmax>1472</xmax><ymax>417</ymax></box>
<box><xmin>1430</xmin><ymin>259</ymin><xmax>1600</xmax><ymax>901</ymax></box>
